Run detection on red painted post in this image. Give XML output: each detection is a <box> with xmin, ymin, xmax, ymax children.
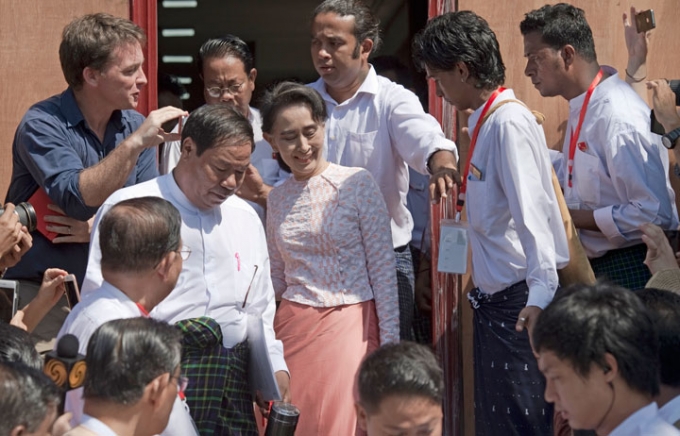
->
<box><xmin>130</xmin><ymin>0</ymin><xmax>158</xmax><ymax>116</ymax></box>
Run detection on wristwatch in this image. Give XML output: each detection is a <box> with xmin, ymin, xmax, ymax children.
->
<box><xmin>662</xmin><ymin>127</ymin><xmax>680</xmax><ymax>149</ymax></box>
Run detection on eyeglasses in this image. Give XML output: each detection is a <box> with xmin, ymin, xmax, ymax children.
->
<box><xmin>205</xmin><ymin>82</ymin><xmax>245</xmax><ymax>98</ymax></box>
<box><xmin>177</xmin><ymin>246</ymin><xmax>191</xmax><ymax>261</ymax></box>
<box><xmin>171</xmin><ymin>375</ymin><xmax>189</xmax><ymax>394</ymax></box>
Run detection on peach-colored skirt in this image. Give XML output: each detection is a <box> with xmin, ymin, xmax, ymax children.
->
<box><xmin>274</xmin><ymin>299</ymin><xmax>380</xmax><ymax>436</ymax></box>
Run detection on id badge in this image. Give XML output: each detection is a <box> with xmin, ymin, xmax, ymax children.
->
<box><xmin>437</xmin><ymin>219</ymin><xmax>469</xmax><ymax>275</ymax></box>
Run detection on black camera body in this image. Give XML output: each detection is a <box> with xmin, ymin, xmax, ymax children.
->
<box><xmin>0</xmin><ymin>202</ymin><xmax>37</xmax><ymax>233</ymax></box>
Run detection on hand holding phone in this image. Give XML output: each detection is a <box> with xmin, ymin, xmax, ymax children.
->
<box><xmin>0</xmin><ymin>280</ymin><xmax>19</xmax><ymax>323</ymax></box>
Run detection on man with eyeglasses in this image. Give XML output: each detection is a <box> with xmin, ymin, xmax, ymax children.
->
<box><xmin>58</xmin><ymin>196</ymin><xmax>197</xmax><ymax>435</ymax></box>
<box><xmin>160</xmin><ymin>35</ymin><xmax>288</xmax><ymax>221</ymax></box>
<box><xmin>82</xmin><ymin>104</ymin><xmax>289</xmax><ymax>435</ymax></box>
<box><xmin>64</xmin><ymin>318</ymin><xmax>188</xmax><ymax>436</ymax></box>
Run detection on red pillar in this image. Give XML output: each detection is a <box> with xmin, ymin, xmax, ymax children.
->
<box><xmin>130</xmin><ymin>0</ymin><xmax>158</xmax><ymax>116</ymax></box>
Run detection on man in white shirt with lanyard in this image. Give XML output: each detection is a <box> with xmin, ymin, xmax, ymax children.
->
<box><xmin>58</xmin><ymin>196</ymin><xmax>198</xmax><ymax>435</ymax></box>
<box><xmin>521</xmin><ymin>3</ymin><xmax>677</xmax><ymax>290</ymax></box>
<box><xmin>534</xmin><ymin>283</ymin><xmax>680</xmax><ymax>436</ymax></box>
<box><xmin>82</xmin><ymin>104</ymin><xmax>289</xmax><ymax>435</ymax></box>
<box><xmin>413</xmin><ymin>11</ymin><xmax>568</xmax><ymax>436</ymax></box>
<box><xmin>64</xmin><ymin>318</ymin><xmax>185</xmax><ymax>436</ymax></box>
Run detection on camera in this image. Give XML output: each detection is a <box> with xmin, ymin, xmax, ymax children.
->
<box><xmin>650</xmin><ymin>80</ymin><xmax>680</xmax><ymax>136</ymax></box>
<box><xmin>0</xmin><ymin>202</ymin><xmax>37</xmax><ymax>233</ymax></box>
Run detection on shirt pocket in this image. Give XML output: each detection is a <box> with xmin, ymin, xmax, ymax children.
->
<box><xmin>465</xmin><ymin>177</ymin><xmax>490</xmax><ymax>233</ymax></box>
<box><xmin>573</xmin><ymin>148</ymin><xmax>601</xmax><ymax>206</ymax></box>
<box><xmin>341</xmin><ymin>131</ymin><xmax>378</xmax><ymax>168</ymax></box>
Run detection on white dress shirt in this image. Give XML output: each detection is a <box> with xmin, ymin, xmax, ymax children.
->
<box><xmin>159</xmin><ymin>107</ymin><xmax>289</xmax><ymax>221</ymax></box>
<box><xmin>465</xmin><ymin>89</ymin><xmax>569</xmax><ymax>309</ymax></box>
<box><xmin>659</xmin><ymin>396</ymin><xmax>680</xmax><ymax>428</ymax></box>
<box><xmin>610</xmin><ymin>402</ymin><xmax>680</xmax><ymax>435</ymax></box>
<box><xmin>57</xmin><ymin>281</ymin><xmax>198</xmax><ymax>436</ymax></box>
<box><xmin>78</xmin><ymin>415</ymin><xmax>119</xmax><ymax>436</ymax></box>
<box><xmin>308</xmin><ymin>66</ymin><xmax>458</xmax><ymax>249</ymax></box>
<box><xmin>558</xmin><ymin>66</ymin><xmax>677</xmax><ymax>258</ymax></box>
<box><xmin>81</xmin><ymin>174</ymin><xmax>287</xmax><ymax>375</ymax></box>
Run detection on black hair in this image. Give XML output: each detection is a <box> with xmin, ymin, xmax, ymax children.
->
<box><xmin>198</xmin><ymin>35</ymin><xmax>254</xmax><ymax>75</ymax></box>
<box><xmin>83</xmin><ymin>317</ymin><xmax>182</xmax><ymax>405</ymax></box>
<box><xmin>358</xmin><ymin>341</ymin><xmax>444</xmax><ymax>414</ymax></box>
<box><xmin>520</xmin><ymin>3</ymin><xmax>597</xmax><ymax>63</ymax></box>
<box><xmin>181</xmin><ymin>104</ymin><xmax>254</xmax><ymax>156</ymax></box>
<box><xmin>99</xmin><ymin>197</ymin><xmax>182</xmax><ymax>274</ymax></box>
<box><xmin>412</xmin><ymin>11</ymin><xmax>505</xmax><ymax>90</ymax></box>
<box><xmin>0</xmin><ymin>361</ymin><xmax>60</xmax><ymax>435</ymax></box>
<box><xmin>158</xmin><ymin>72</ymin><xmax>187</xmax><ymax>98</ymax></box>
<box><xmin>637</xmin><ymin>288</ymin><xmax>680</xmax><ymax>388</ymax></box>
<box><xmin>0</xmin><ymin>323</ymin><xmax>42</xmax><ymax>371</ymax></box>
<box><xmin>533</xmin><ymin>282</ymin><xmax>659</xmax><ymax>396</ymax></box>
<box><xmin>312</xmin><ymin>0</ymin><xmax>381</xmax><ymax>58</ymax></box>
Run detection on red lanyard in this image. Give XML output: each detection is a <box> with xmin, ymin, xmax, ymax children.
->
<box><xmin>136</xmin><ymin>303</ymin><xmax>150</xmax><ymax>317</ymax></box>
<box><xmin>567</xmin><ymin>69</ymin><xmax>603</xmax><ymax>188</ymax></box>
<box><xmin>456</xmin><ymin>87</ymin><xmax>505</xmax><ymax>217</ymax></box>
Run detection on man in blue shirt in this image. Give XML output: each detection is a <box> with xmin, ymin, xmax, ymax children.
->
<box><xmin>4</xmin><ymin>13</ymin><xmax>185</xmax><ymax>349</ymax></box>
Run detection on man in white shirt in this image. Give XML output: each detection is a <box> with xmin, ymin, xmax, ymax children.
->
<box><xmin>638</xmin><ymin>288</ymin><xmax>680</xmax><ymax>428</ymax></box>
<box><xmin>82</xmin><ymin>104</ymin><xmax>289</xmax><ymax>435</ymax></box>
<box><xmin>521</xmin><ymin>3</ymin><xmax>677</xmax><ymax>290</ymax></box>
<box><xmin>59</xmin><ymin>196</ymin><xmax>197</xmax><ymax>435</ymax></box>
<box><xmin>413</xmin><ymin>11</ymin><xmax>569</xmax><ymax>435</ymax></box>
<box><xmin>64</xmin><ymin>318</ymin><xmax>184</xmax><ymax>436</ymax></box>
<box><xmin>310</xmin><ymin>0</ymin><xmax>460</xmax><ymax>341</ymax></box>
<box><xmin>160</xmin><ymin>35</ymin><xmax>287</xmax><ymax>222</ymax></box>
<box><xmin>534</xmin><ymin>282</ymin><xmax>680</xmax><ymax>436</ymax></box>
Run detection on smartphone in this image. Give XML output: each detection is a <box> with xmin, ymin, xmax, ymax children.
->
<box><xmin>63</xmin><ymin>274</ymin><xmax>81</xmax><ymax>309</ymax></box>
<box><xmin>665</xmin><ymin>230</ymin><xmax>680</xmax><ymax>253</ymax></box>
<box><xmin>635</xmin><ymin>9</ymin><xmax>656</xmax><ymax>33</ymax></box>
<box><xmin>0</xmin><ymin>280</ymin><xmax>19</xmax><ymax>323</ymax></box>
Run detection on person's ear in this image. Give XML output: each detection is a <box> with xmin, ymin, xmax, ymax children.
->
<box><xmin>355</xmin><ymin>402</ymin><xmax>369</xmax><ymax>431</ymax></box>
<box><xmin>457</xmin><ymin>62</ymin><xmax>471</xmax><ymax>83</ymax></box>
<box><xmin>180</xmin><ymin>137</ymin><xmax>196</xmax><ymax>159</ymax></box>
<box><xmin>248</xmin><ymin>68</ymin><xmax>258</xmax><ymax>84</ymax></box>
<box><xmin>263</xmin><ymin>132</ymin><xmax>279</xmax><ymax>152</ymax></box>
<box><xmin>602</xmin><ymin>353</ymin><xmax>619</xmax><ymax>383</ymax></box>
<box><xmin>83</xmin><ymin>66</ymin><xmax>100</xmax><ymax>87</ymax></box>
<box><xmin>155</xmin><ymin>251</ymin><xmax>176</xmax><ymax>280</ymax></box>
<box><xmin>561</xmin><ymin>44</ymin><xmax>576</xmax><ymax>68</ymax></box>
<box><xmin>360</xmin><ymin>38</ymin><xmax>374</xmax><ymax>59</ymax></box>
<box><xmin>145</xmin><ymin>373</ymin><xmax>170</xmax><ymax>406</ymax></box>
<box><xmin>10</xmin><ymin>425</ymin><xmax>26</xmax><ymax>436</ymax></box>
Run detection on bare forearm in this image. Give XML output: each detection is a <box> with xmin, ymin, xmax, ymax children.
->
<box><xmin>78</xmin><ymin>136</ymin><xmax>143</xmax><ymax>207</ymax></box>
<box><xmin>568</xmin><ymin>209</ymin><xmax>599</xmax><ymax>231</ymax></box>
<box><xmin>19</xmin><ymin>300</ymin><xmax>52</xmax><ymax>333</ymax></box>
<box><xmin>625</xmin><ymin>61</ymin><xmax>648</xmax><ymax>105</ymax></box>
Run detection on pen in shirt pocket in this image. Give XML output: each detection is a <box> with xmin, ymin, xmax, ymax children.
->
<box><xmin>242</xmin><ymin>264</ymin><xmax>259</xmax><ymax>309</ymax></box>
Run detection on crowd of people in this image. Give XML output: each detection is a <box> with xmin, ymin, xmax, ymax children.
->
<box><xmin>1</xmin><ymin>0</ymin><xmax>680</xmax><ymax>435</ymax></box>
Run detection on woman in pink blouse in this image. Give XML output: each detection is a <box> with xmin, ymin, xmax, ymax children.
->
<box><xmin>261</xmin><ymin>82</ymin><xmax>399</xmax><ymax>435</ymax></box>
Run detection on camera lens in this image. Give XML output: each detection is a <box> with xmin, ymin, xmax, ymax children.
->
<box><xmin>14</xmin><ymin>203</ymin><xmax>37</xmax><ymax>233</ymax></box>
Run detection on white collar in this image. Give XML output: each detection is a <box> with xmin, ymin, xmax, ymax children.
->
<box><xmin>80</xmin><ymin>414</ymin><xmax>119</xmax><ymax>436</ymax></box>
<box><xmin>610</xmin><ymin>402</ymin><xmax>658</xmax><ymax>436</ymax></box>
<box><xmin>659</xmin><ymin>395</ymin><xmax>680</xmax><ymax>425</ymax></box>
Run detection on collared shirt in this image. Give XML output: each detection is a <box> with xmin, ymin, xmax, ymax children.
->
<box><xmin>4</xmin><ymin>88</ymin><xmax>157</xmax><ymax>284</ymax></box>
<box><xmin>159</xmin><ymin>107</ymin><xmax>289</xmax><ymax>221</ymax></box>
<box><xmin>558</xmin><ymin>66</ymin><xmax>677</xmax><ymax>258</ymax></box>
<box><xmin>81</xmin><ymin>174</ymin><xmax>286</xmax><ymax>375</ymax></box>
<box><xmin>610</xmin><ymin>402</ymin><xmax>680</xmax><ymax>435</ymax></box>
<box><xmin>78</xmin><ymin>415</ymin><xmax>118</xmax><ymax>436</ymax></box>
<box><xmin>465</xmin><ymin>89</ymin><xmax>569</xmax><ymax>309</ymax></box>
<box><xmin>266</xmin><ymin>163</ymin><xmax>399</xmax><ymax>344</ymax></box>
<box><xmin>308</xmin><ymin>66</ymin><xmax>458</xmax><ymax>249</ymax></box>
<box><xmin>57</xmin><ymin>281</ymin><xmax>197</xmax><ymax>436</ymax></box>
<box><xmin>659</xmin><ymin>396</ymin><xmax>680</xmax><ymax>428</ymax></box>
